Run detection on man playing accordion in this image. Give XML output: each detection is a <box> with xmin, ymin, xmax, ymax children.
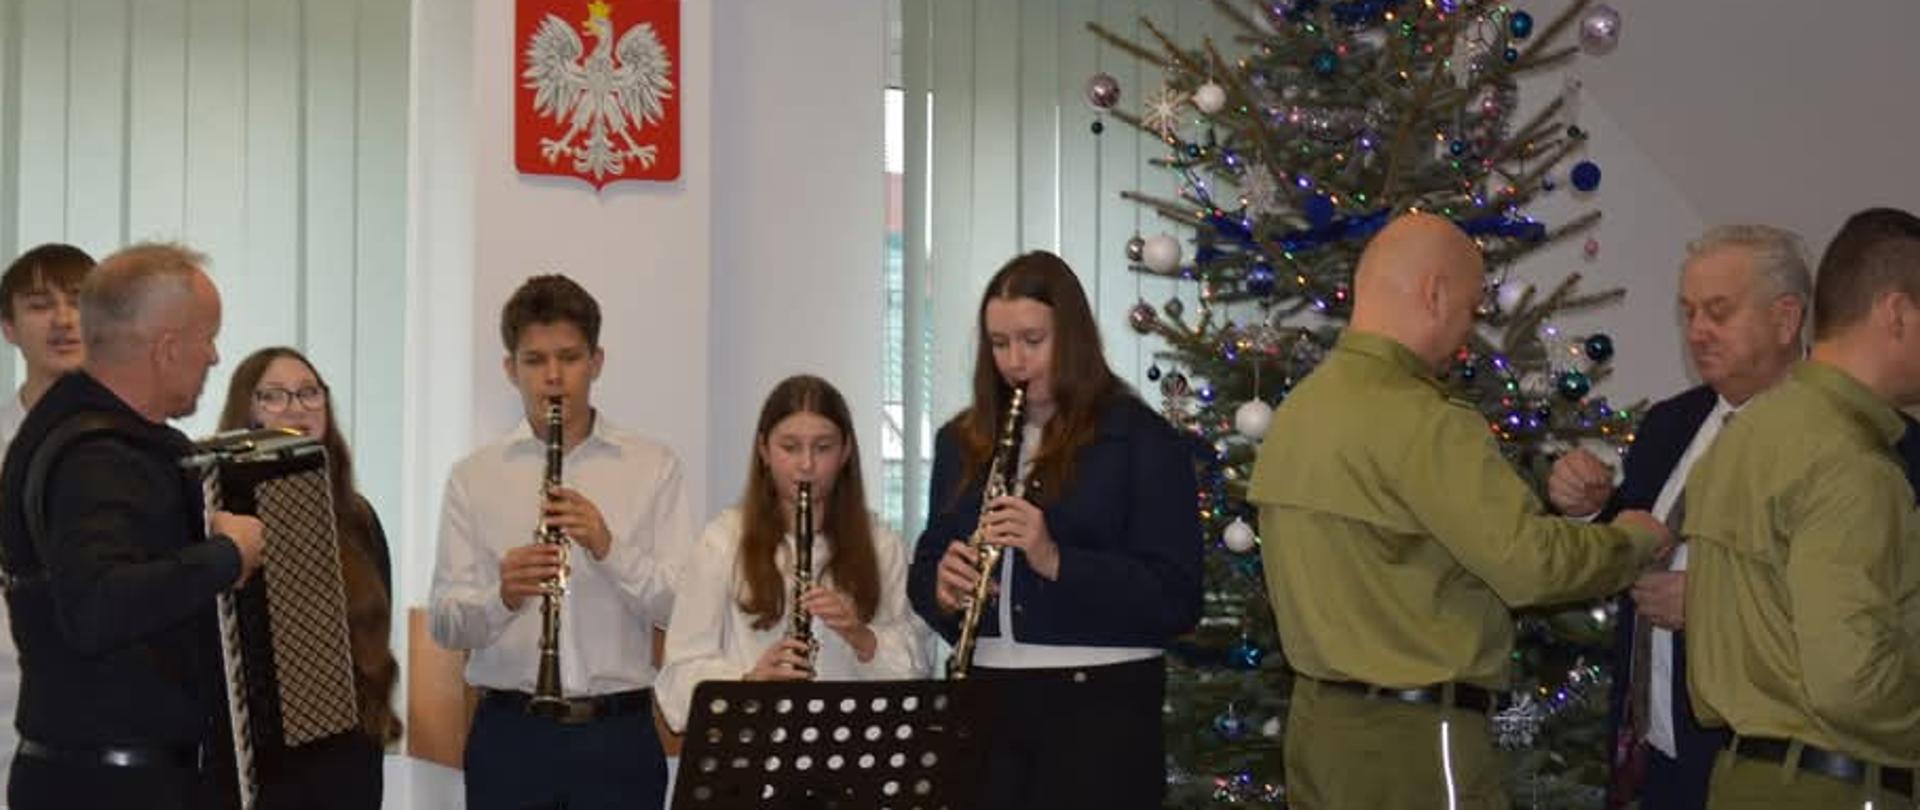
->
<box><xmin>0</xmin><ymin>243</ymin><xmax>265</xmax><ymax>810</ymax></box>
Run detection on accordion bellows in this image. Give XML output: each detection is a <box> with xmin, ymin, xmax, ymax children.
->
<box><xmin>252</xmin><ymin>466</ymin><xmax>360</xmax><ymax>744</ymax></box>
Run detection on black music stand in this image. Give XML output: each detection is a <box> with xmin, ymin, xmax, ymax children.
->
<box><xmin>671</xmin><ymin>678</ymin><xmax>994</xmax><ymax>810</ymax></box>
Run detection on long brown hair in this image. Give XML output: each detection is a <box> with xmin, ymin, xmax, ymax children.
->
<box><xmin>218</xmin><ymin>347</ymin><xmax>400</xmax><ymax>744</ymax></box>
<box><xmin>954</xmin><ymin>251</ymin><xmax>1120</xmax><ymax>503</ymax></box>
<box><xmin>736</xmin><ymin>375</ymin><xmax>880</xmax><ymax>630</ymax></box>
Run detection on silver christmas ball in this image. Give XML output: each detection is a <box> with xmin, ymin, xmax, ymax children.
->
<box><xmin>1234</xmin><ymin>399</ymin><xmax>1274</xmax><ymax>440</ymax></box>
<box><xmin>1579</xmin><ymin>5</ymin><xmax>1622</xmax><ymax>56</ymax></box>
<box><xmin>1222</xmin><ymin>517</ymin><xmax>1258</xmax><ymax>553</ymax></box>
<box><xmin>1128</xmin><ymin>301</ymin><xmax>1158</xmax><ymax>334</ymax></box>
<box><xmin>1085</xmin><ymin>73</ymin><xmax>1121</xmax><ymax>110</ymax></box>
<box><xmin>1125</xmin><ymin>235</ymin><xmax>1146</xmax><ymax>263</ymax></box>
<box><xmin>1496</xmin><ymin>280</ymin><xmax>1533</xmax><ymax>313</ymax></box>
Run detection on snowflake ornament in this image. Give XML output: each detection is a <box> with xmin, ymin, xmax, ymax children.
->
<box><xmin>1239</xmin><ymin>161</ymin><xmax>1285</xmax><ymax>219</ymax></box>
<box><xmin>1142</xmin><ymin>86</ymin><xmax>1186</xmax><ymax>138</ymax></box>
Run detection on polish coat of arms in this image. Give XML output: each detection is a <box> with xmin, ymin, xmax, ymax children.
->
<box><xmin>516</xmin><ymin>0</ymin><xmax>681</xmax><ymax>186</ymax></box>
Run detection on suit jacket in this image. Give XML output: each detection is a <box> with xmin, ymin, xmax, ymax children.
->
<box><xmin>1601</xmin><ymin>384</ymin><xmax>1920</xmax><ymax>797</ymax></box>
<box><xmin>906</xmin><ymin>393</ymin><xmax>1204</xmax><ymax>648</ymax></box>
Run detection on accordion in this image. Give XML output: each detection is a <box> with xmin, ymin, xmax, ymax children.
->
<box><xmin>182</xmin><ymin>428</ymin><xmax>360</xmax><ymax>810</ymax></box>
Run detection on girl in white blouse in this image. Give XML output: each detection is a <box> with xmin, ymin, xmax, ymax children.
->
<box><xmin>656</xmin><ymin>375</ymin><xmax>926</xmax><ymax>731</ymax></box>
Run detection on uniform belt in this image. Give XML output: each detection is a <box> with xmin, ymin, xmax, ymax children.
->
<box><xmin>481</xmin><ymin>688</ymin><xmax>652</xmax><ymax>725</ymax></box>
<box><xmin>1318</xmin><ymin>678</ymin><xmax>1498</xmax><ymax>713</ymax></box>
<box><xmin>1730</xmin><ymin>736</ymin><xmax>1913</xmax><ymax>798</ymax></box>
<box><xmin>16</xmin><ymin>737</ymin><xmax>203</xmax><ymax>770</ymax></box>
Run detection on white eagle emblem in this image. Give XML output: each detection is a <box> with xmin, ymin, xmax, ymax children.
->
<box><xmin>522</xmin><ymin>0</ymin><xmax>674</xmax><ymax>182</ymax></box>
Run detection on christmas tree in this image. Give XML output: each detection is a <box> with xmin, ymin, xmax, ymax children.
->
<box><xmin>1085</xmin><ymin>0</ymin><xmax>1636</xmax><ymax>805</ymax></box>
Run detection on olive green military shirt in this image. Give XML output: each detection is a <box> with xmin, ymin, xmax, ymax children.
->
<box><xmin>1683</xmin><ymin>360</ymin><xmax>1920</xmax><ymax>767</ymax></box>
<box><xmin>1248</xmin><ymin>330</ymin><xmax>1662</xmax><ymax>690</ymax></box>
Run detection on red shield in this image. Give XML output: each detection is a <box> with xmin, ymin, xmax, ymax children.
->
<box><xmin>515</xmin><ymin>0</ymin><xmax>682</xmax><ymax>187</ymax></box>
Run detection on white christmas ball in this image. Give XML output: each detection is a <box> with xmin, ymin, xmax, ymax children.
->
<box><xmin>1261</xmin><ymin>717</ymin><xmax>1283</xmax><ymax>738</ymax></box>
<box><xmin>1223</xmin><ymin>518</ymin><xmax>1258</xmax><ymax>553</ymax></box>
<box><xmin>1496</xmin><ymin>280</ymin><xmax>1533</xmax><ymax>313</ymax></box>
<box><xmin>1143</xmin><ymin>234</ymin><xmax>1183</xmax><ymax>274</ymax></box>
<box><xmin>1234</xmin><ymin>399</ymin><xmax>1274</xmax><ymax>440</ymax></box>
<box><xmin>1192</xmin><ymin>81</ymin><xmax>1228</xmax><ymax>115</ymax></box>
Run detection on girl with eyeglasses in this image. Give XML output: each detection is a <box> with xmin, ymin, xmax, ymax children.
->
<box><xmin>217</xmin><ymin>346</ymin><xmax>398</xmax><ymax>810</ymax></box>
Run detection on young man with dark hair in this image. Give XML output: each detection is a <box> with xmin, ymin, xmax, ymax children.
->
<box><xmin>0</xmin><ymin>243</ymin><xmax>92</xmax><ymax>799</ymax></box>
<box><xmin>430</xmin><ymin>274</ymin><xmax>693</xmax><ymax>809</ymax></box>
<box><xmin>0</xmin><ymin>243</ymin><xmax>95</xmax><ymax>456</ymax></box>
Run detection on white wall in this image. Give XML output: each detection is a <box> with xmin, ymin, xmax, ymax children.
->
<box><xmin>706</xmin><ymin>1</ymin><xmax>887</xmax><ymax>519</ymax></box>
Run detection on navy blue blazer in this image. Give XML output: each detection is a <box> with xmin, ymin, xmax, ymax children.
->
<box><xmin>1601</xmin><ymin>384</ymin><xmax>1920</xmax><ymax>788</ymax></box>
<box><xmin>906</xmin><ymin>394</ymin><xmax>1205</xmax><ymax>648</ymax></box>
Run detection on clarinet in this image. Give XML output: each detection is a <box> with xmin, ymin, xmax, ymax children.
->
<box><xmin>947</xmin><ymin>384</ymin><xmax>1027</xmax><ymax>679</ymax></box>
<box><xmin>790</xmin><ymin>481</ymin><xmax>820</xmax><ymax>667</ymax></box>
<box><xmin>530</xmin><ymin>397</ymin><xmax>569</xmax><ymax>715</ymax></box>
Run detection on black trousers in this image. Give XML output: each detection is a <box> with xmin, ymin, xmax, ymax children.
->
<box><xmin>257</xmin><ymin>730</ymin><xmax>384</xmax><ymax>810</ymax></box>
<box><xmin>974</xmin><ymin>656</ymin><xmax>1166</xmax><ymax>810</ymax></box>
<box><xmin>8</xmin><ymin>748</ymin><xmax>211</xmax><ymax>810</ymax></box>
<box><xmin>463</xmin><ymin>693</ymin><xmax>667</xmax><ymax>810</ymax></box>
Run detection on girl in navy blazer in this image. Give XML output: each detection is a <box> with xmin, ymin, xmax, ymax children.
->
<box><xmin>907</xmin><ymin>251</ymin><xmax>1203</xmax><ymax>809</ymax></box>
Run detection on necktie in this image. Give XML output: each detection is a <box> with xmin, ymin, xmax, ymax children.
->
<box><xmin>1608</xmin><ymin>494</ymin><xmax>1679</xmax><ymax>807</ymax></box>
<box><xmin>1607</xmin><ymin>410</ymin><xmax>1729</xmax><ymax>808</ymax></box>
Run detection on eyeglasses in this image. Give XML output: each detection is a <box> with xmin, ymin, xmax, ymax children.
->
<box><xmin>254</xmin><ymin>385</ymin><xmax>328</xmax><ymax>413</ymax></box>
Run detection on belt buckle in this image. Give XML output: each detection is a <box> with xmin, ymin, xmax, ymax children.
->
<box><xmin>558</xmin><ymin>698</ymin><xmax>596</xmax><ymax>725</ymax></box>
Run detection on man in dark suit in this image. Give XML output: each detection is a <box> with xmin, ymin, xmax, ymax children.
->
<box><xmin>1547</xmin><ymin>224</ymin><xmax>1920</xmax><ymax>810</ymax></box>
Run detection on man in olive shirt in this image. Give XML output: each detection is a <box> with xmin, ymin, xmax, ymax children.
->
<box><xmin>1683</xmin><ymin>208</ymin><xmax>1920</xmax><ymax>810</ymax></box>
<box><xmin>1250</xmin><ymin>213</ymin><xmax>1670</xmax><ymax>809</ymax></box>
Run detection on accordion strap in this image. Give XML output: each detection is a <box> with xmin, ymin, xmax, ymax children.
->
<box><xmin>4</xmin><ymin>410</ymin><xmax>154</xmax><ymax>590</ymax></box>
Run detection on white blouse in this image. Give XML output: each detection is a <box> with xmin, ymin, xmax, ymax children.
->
<box><xmin>656</xmin><ymin>507</ymin><xmax>927</xmax><ymax>731</ymax></box>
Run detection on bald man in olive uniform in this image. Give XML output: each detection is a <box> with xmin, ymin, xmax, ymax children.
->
<box><xmin>1249</xmin><ymin>213</ymin><xmax>1671</xmax><ymax>809</ymax></box>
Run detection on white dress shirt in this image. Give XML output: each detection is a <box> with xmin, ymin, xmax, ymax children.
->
<box><xmin>429</xmin><ymin>412</ymin><xmax>694</xmax><ymax>697</ymax></box>
<box><xmin>655</xmin><ymin>507</ymin><xmax>927</xmax><ymax>731</ymax></box>
<box><xmin>1645</xmin><ymin>395</ymin><xmax>1737</xmax><ymax>757</ymax></box>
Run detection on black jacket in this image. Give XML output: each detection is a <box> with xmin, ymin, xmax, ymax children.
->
<box><xmin>908</xmin><ymin>393</ymin><xmax>1204</xmax><ymax>647</ymax></box>
<box><xmin>0</xmin><ymin>371</ymin><xmax>240</xmax><ymax>747</ymax></box>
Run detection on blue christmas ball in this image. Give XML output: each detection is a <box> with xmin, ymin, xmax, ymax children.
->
<box><xmin>1448</xmin><ymin>140</ymin><xmax>1467</xmax><ymax>157</ymax></box>
<box><xmin>1227</xmin><ymin>639</ymin><xmax>1266</xmax><ymax>670</ymax></box>
<box><xmin>1509</xmin><ymin>11</ymin><xmax>1535</xmax><ymax>39</ymax></box>
<box><xmin>1557</xmin><ymin>370</ymin><xmax>1592</xmax><ymax>400</ymax></box>
<box><xmin>1571</xmin><ymin>160</ymin><xmax>1603</xmax><ymax>192</ymax></box>
<box><xmin>1230</xmin><ymin>553</ymin><xmax>1261</xmax><ymax>579</ymax></box>
<box><xmin>1146</xmin><ymin>364</ymin><xmax>1162</xmax><ymax>382</ymax></box>
<box><xmin>1584</xmin><ymin>333</ymin><xmax>1615</xmax><ymax>363</ymax></box>
<box><xmin>1503</xmin><ymin>46</ymin><xmax>1520</xmax><ymax>63</ymax></box>
<box><xmin>1312</xmin><ymin>49</ymin><xmax>1339</xmax><ymax>76</ymax></box>
<box><xmin>1247</xmin><ymin>263</ymin><xmax>1277</xmax><ymax>296</ymax></box>
<box><xmin>1304</xmin><ymin>194</ymin><xmax>1336</xmax><ymax>227</ymax></box>
<box><xmin>1458</xmin><ymin>363</ymin><xmax>1477</xmax><ymax>381</ymax></box>
<box><xmin>1213</xmin><ymin>710</ymin><xmax>1250</xmax><ymax>741</ymax></box>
